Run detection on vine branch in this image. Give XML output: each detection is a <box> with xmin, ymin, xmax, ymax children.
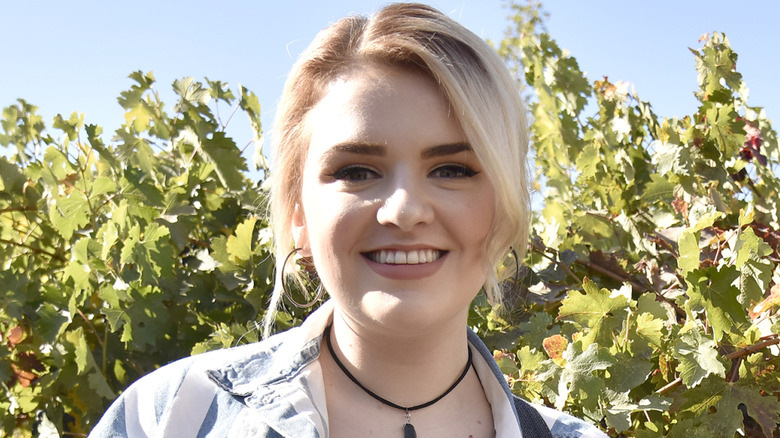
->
<box><xmin>657</xmin><ymin>336</ymin><xmax>780</xmax><ymax>392</ymax></box>
<box><xmin>529</xmin><ymin>237</ymin><xmax>581</xmax><ymax>283</ymax></box>
<box><xmin>725</xmin><ymin>335</ymin><xmax>779</xmax><ymax>360</ymax></box>
<box><xmin>0</xmin><ymin>206</ymin><xmax>37</xmax><ymax>214</ymax></box>
<box><xmin>0</xmin><ymin>238</ymin><xmax>65</xmax><ymax>262</ymax></box>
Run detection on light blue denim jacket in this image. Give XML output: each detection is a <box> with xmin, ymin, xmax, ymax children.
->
<box><xmin>90</xmin><ymin>303</ymin><xmax>606</xmax><ymax>437</ymax></box>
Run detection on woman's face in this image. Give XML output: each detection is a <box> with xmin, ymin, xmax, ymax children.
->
<box><xmin>294</xmin><ymin>65</ymin><xmax>495</xmax><ymax>333</ymax></box>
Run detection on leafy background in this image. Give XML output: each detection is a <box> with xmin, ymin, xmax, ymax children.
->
<box><xmin>1</xmin><ymin>2</ymin><xmax>778</xmax><ymax>436</ymax></box>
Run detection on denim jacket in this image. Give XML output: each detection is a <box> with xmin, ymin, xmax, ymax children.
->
<box><xmin>90</xmin><ymin>302</ymin><xmax>606</xmax><ymax>437</ymax></box>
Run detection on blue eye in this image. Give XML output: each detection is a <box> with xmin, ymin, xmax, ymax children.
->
<box><xmin>430</xmin><ymin>164</ymin><xmax>479</xmax><ymax>178</ymax></box>
<box><xmin>328</xmin><ymin>166</ymin><xmax>379</xmax><ymax>182</ymax></box>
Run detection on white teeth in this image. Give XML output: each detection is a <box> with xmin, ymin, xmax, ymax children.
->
<box><xmin>371</xmin><ymin>249</ymin><xmax>441</xmax><ymax>265</ymax></box>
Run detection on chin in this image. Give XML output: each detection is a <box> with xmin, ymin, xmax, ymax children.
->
<box><xmin>355</xmin><ymin>290</ymin><xmax>469</xmax><ymax>333</ymax></box>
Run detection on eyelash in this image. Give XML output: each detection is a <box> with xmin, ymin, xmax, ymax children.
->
<box><xmin>327</xmin><ymin>164</ymin><xmax>479</xmax><ymax>182</ymax></box>
<box><xmin>430</xmin><ymin>164</ymin><xmax>479</xmax><ymax>179</ymax></box>
<box><xmin>327</xmin><ymin>165</ymin><xmax>379</xmax><ymax>182</ymax></box>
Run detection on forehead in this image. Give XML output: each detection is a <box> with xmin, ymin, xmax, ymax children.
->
<box><xmin>303</xmin><ymin>64</ymin><xmax>464</xmax><ymax>149</ymax></box>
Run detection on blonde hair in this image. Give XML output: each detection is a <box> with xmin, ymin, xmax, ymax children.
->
<box><xmin>266</xmin><ymin>3</ymin><xmax>529</xmax><ymax>335</ymax></box>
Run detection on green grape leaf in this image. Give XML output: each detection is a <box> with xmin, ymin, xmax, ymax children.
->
<box><xmin>226</xmin><ymin>216</ymin><xmax>258</xmax><ymax>263</ymax></box>
<box><xmin>91</xmin><ymin>176</ymin><xmax>117</xmax><ymax>197</ymax></box>
<box><xmin>42</xmin><ymin>145</ymin><xmax>74</xmax><ymax>182</ymax></box>
<box><xmin>636</xmin><ymin>293</ymin><xmax>669</xmax><ymax>320</ymax></box>
<box><xmin>606</xmin><ymin>354</ymin><xmax>654</xmax><ymax>392</ymax></box>
<box><xmin>686</xmin><ymin>266</ymin><xmax>746</xmax><ymax>340</ymax></box>
<box><xmin>121</xmin><ymin>286</ymin><xmax>169</xmax><ymax>349</ymax></box>
<box><xmin>517</xmin><ymin>311</ymin><xmax>558</xmax><ymax>350</ymax></box>
<box><xmin>199</xmin><ymin>131</ymin><xmax>247</xmax><ymax>191</ymax></box>
<box><xmin>691</xmin><ymin>211</ymin><xmax>723</xmax><ymax>232</ymax></box>
<box><xmin>36</xmin><ymin>303</ymin><xmax>70</xmax><ymax>344</ymax></box>
<box><xmin>124</xmin><ymin>101</ymin><xmax>153</xmax><ymax>132</ymax></box>
<box><xmin>651</xmin><ymin>141</ymin><xmax>685</xmax><ymax>176</ymax></box>
<box><xmin>115</xmin><ymin>130</ymin><xmax>157</xmax><ymax>176</ymax></box>
<box><xmin>726</xmin><ymin>384</ymin><xmax>780</xmax><ymax>438</ymax></box>
<box><xmin>119</xmin><ymin>224</ymin><xmax>141</xmax><ymax>265</ymax></box>
<box><xmin>557</xmin><ymin>278</ymin><xmax>629</xmax><ymax>346</ymax></box>
<box><xmin>641</xmin><ymin>173</ymin><xmax>675</xmax><ymax>203</ymax></box>
<box><xmin>634</xmin><ymin>312</ymin><xmax>665</xmax><ymax>350</ymax></box>
<box><xmin>211</xmin><ymin>235</ymin><xmax>240</xmax><ymax>275</ymax></box>
<box><xmin>677</xmin><ymin>229</ymin><xmax>700</xmax><ymax>275</ymax></box>
<box><xmin>675</xmin><ymin>379</ymin><xmax>764</xmax><ymax>437</ymax></box>
<box><xmin>117</xmin><ymin>71</ymin><xmax>155</xmax><ymax>109</ymax></box>
<box><xmin>87</xmin><ymin>370</ymin><xmax>115</xmax><ymax>400</ymax></box>
<box><xmin>575</xmin><ymin>143</ymin><xmax>600</xmax><ymax>180</ymax></box>
<box><xmin>739</xmin><ymin>256</ymin><xmax>773</xmax><ymax>309</ymax></box>
<box><xmin>100</xmin><ymin>221</ymin><xmax>119</xmax><ymax>260</ymax></box>
<box><xmin>239</xmin><ymin>85</ymin><xmax>262</xmax><ymax>134</ymax></box>
<box><xmin>85</xmin><ymin>123</ymin><xmax>120</xmax><ymax>169</ymax></box>
<box><xmin>102</xmin><ymin>308</ymin><xmax>128</xmax><ymax>333</ymax></box>
<box><xmin>516</xmin><ymin>345</ymin><xmax>545</xmax><ymax>377</ymax></box>
<box><xmin>553</xmin><ymin>341</ymin><xmax>614</xmax><ymax>410</ymax></box>
<box><xmin>63</xmin><ymin>262</ymin><xmax>91</xmax><ymax>292</ymax></box>
<box><xmin>65</xmin><ymin>328</ymin><xmax>90</xmax><ymax>375</ymax></box>
<box><xmin>734</xmin><ymin>226</ymin><xmax>772</xmax><ymax>267</ymax></box>
<box><xmin>603</xmin><ymin>389</ymin><xmax>634</xmax><ymax>432</ymax></box>
<box><xmin>674</xmin><ymin>327</ymin><xmax>726</xmax><ymax>388</ymax></box>
<box><xmin>0</xmin><ymin>156</ymin><xmax>27</xmax><ymax>193</ymax></box>
<box><xmin>49</xmin><ymin>191</ymin><xmax>90</xmax><ymax>240</ymax></box>
<box><xmin>603</xmin><ymin>390</ymin><xmax>670</xmax><ymax>433</ymax></box>
<box><xmin>119</xmin><ymin>223</ymin><xmax>173</xmax><ymax>284</ymax></box>
<box><xmin>52</xmin><ymin>112</ymin><xmax>84</xmax><ymax>141</ymax></box>
<box><xmin>494</xmin><ymin>350</ymin><xmax>520</xmax><ymax>376</ymax></box>
<box><xmin>738</xmin><ymin>205</ymin><xmax>755</xmax><ymax>227</ymax></box>
<box><xmin>173</xmin><ymin>77</ymin><xmax>211</xmax><ymax>112</ymax></box>
<box><xmin>206</xmin><ymin>78</ymin><xmax>235</xmax><ymax>103</ymax></box>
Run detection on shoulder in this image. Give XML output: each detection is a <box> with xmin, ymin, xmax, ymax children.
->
<box><xmin>516</xmin><ymin>396</ymin><xmax>608</xmax><ymax>438</ymax></box>
<box><xmin>89</xmin><ymin>329</ymin><xmax>302</xmax><ymax>437</ymax></box>
<box><xmin>129</xmin><ymin>333</ymin><xmax>290</xmax><ymax>401</ymax></box>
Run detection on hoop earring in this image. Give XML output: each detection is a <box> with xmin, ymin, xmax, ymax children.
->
<box><xmin>281</xmin><ymin>247</ymin><xmax>324</xmax><ymax>308</ymax></box>
<box><xmin>509</xmin><ymin>247</ymin><xmax>521</xmax><ymax>285</ymax></box>
<box><xmin>498</xmin><ymin>247</ymin><xmax>524</xmax><ymax>301</ymax></box>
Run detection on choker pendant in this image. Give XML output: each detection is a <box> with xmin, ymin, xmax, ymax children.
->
<box><xmin>404</xmin><ymin>410</ymin><xmax>416</xmax><ymax>438</ymax></box>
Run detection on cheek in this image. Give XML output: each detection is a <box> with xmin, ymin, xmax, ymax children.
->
<box><xmin>301</xmin><ymin>192</ymin><xmax>336</xmax><ymax>251</ymax></box>
<box><xmin>452</xmin><ymin>188</ymin><xmax>496</xmax><ymax>252</ymax></box>
<box><xmin>300</xmin><ymin>191</ymin><xmax>367</xmax><ymax>272</ymax></box>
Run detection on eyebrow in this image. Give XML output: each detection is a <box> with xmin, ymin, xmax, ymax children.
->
<box><xmin>420</xmin><ymin>142</ymin><xmax>472</xmax><ymax>159</ymax></box>
<box><xmin>326</xmin><ymin>142</ymin><xmax>387</xmax><ymax>157</ymax></box>
<box><xmin>323</xmin><ymin>141</ymin><xmax>473</xmax><ymax>159</ymax></box>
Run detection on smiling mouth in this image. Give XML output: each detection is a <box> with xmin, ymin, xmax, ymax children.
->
<box><xmin>365</xmin><ymin>249</ymin><xmax>445</xmax><ymax>265</ymax></box>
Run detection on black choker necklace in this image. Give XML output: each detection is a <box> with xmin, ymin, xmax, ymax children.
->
<box><xmin>323</xmin><ymin>324</ymin><xmax>473</xmax><ymax>438</ymax></box>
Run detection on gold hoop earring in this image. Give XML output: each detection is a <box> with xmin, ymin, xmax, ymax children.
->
<box><xmin>281</xmin><ymin>247</ymin><xmax>324</xmax><ymax>308</ymax></box>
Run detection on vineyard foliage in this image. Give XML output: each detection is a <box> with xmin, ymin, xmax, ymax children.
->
<box><xmin>1</xmin><ymin>2</ymin><xmax>779</xmax><ymax>437</ymax></box>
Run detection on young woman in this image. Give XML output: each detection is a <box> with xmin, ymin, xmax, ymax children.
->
<box><xmin>91</xmin><ymin>4</ymin><xmax>606</xmax><ymax>437</ymax></box>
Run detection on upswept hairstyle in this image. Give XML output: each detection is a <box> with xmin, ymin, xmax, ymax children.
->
<box><xmin>266</xmin><ymin>2</ymin><xmax>529</xmax><ymax>335</ymax></box>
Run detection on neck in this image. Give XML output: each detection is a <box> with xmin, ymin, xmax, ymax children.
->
<box><xmin>325</xmin><ymin>307</ymin><xmax>471</xmax><ymax>408</ymax></box>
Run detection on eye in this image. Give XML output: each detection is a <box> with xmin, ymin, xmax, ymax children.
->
<box><xmin>430</xmin><ymin>164</ymin><xmax>479</xmax><ymax>179</ymax></box>
<box><xmin>327</xmin><ymin>165</ymin><xmax>380</xmax><ymax>182</ymax></box>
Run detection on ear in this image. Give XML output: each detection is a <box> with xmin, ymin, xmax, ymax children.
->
<box><xmin>291</xmin><ymin>204</ymin><xmax>312</xmax><ymax>257</ymax></box>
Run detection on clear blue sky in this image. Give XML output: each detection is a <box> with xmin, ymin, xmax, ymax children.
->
<box><xmin>2</xmin><ymin>1</ymin><xmax>778</xmax><ymax>171</ymax></box>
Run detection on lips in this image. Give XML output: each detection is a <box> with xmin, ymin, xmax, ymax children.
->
<box><xmin>365</xmin><ymin>249</ymin><xmax>444</xmax><ymax>265</ymax></box>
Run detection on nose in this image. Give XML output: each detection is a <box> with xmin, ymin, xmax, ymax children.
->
<box><xmin>376</xmin><ymin>181</ymin><xmax>434</xmax><ymax>232</ymax></box>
